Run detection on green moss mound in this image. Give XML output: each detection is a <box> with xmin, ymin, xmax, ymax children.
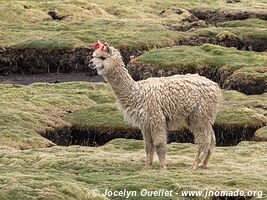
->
<box><xmin>227</xmin><ymin>67</ymin><xmax>267</xmax><ymax>82</ymax></box>
<box><xmin>0</xmin><ymin>82</ymin><xmax>266</xmax><ymax>149</ymax></box>
<box><xmin>223</xmin><ymin>67</ymin><xmax>267</xmax><ymax>94</ymax></box>
<box><xmin>0</xmin><ymin>82</ymin><xmax>114</xmax><ymax>149</ymax></box>
<box><xmin>195</xmin><ymin>18</ymin><xmax>267</xmax><ymax>40</ymax></box>
<box><xmin>130</xmin><ymin>44</ymin><xmax>266</xmax><ymax>70</ymax></box>
<box><xmin>128</xmin><ymin>44</ymin><xmax>267</xmax><ymax>94</ymax></box>
<box><xmin>65</xmin><ymin>90</ymin><xmax>267</xmax><ymax>129</ymax></box>
<box><xmin>255</xmin><ymin>126</ymin><xmax>267</xmax><ymax>141</ymax></box>
<box><xmin>64</xmin><ymin>104</ymin><xmax>132</xmax><ymax>130</ymax></box>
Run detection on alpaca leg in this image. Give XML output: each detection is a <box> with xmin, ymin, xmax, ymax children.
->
<box><xmin>192</xmin><ymin>141</ymin><xmax>211</xmax><ymax>170</ymax></box>
<box><xmin>155</xmin><ymin>142</ymin><xmax>167</xmax><ymax>170</ymax></box>
<box><xmin>189</xmin><ymin>123</ymin><xmax>212</xmax><ymax>170</ymax></box>
<box><xmin>151</xmin><ymin>128</ymin><xmax>167</xmax><ymax>170</ymax></box>
<box><xmin>194</xmin><ymin>130</ymin><xmax>211</xmax><ymax>170</ymax></box>
<box><xmin>142</xmin><ymin>130</ymin><xmax>154</xmax><ymax>167</ymax></box>
<box><xmin>201</xmin><ymin>129</ymin><xmax>216</xmax><ymax>168</ymax></box>
<box><xmin>191</xmin><ymin>148</ymin><xmax>201</xmax><ymax>170</ymax></box>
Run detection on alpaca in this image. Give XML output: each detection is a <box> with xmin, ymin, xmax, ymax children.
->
<box><xmin>89</xmin><ymin>41</ymin><xmax>222</xmax><ymax>170</ymax></box>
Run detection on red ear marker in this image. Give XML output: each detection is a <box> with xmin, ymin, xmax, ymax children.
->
<box><xmin>93</xmin><ymin>43</ymin><xmax>99</xmax><ymax>49</ymax></box>
<box><xmin>100</xmin><ymin>43</ymin><xmax>107</xmax><ymax>51</ymax></box>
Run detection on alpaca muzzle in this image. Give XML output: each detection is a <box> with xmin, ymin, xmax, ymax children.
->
<box><xmin>89</xmin><ymin>59</ymin><xmax>96</xmax><ymax>69</ymax></box>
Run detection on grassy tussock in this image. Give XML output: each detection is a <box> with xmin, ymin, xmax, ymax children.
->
<box><xmin>0</xmin><ymin>1</ymin><xmax>266</xmax><ymax>50</ymax></box>
<box><xmin>0</xmin><ymin>139</ymin><xmax>266</xmax><ymax>199</ymax></box>
<box><xmin>64</xmin><ymin>104</ymin><xmax>132</xmax><ymax>130</ymax></box>
<box><xmin>1</xmin><ymin>81</ymin><xmax>266</xmax><ymax>149</ymax></box>
<box><xmin>65</xmin><ymin>89</ymin><xmax>267</xmax><ymax>129</ymax></box>
<box><xmin>0</xmin><ymin>82</ymin><xmax>114</xmax><ymax>149</ymax></box>
<box><xmin>130</xmin><ymin>44</ymin><xmax>267</xmax><ymax>70</ymax></box>
<box><xmin>255</xmin><ymin>126</ymin><xmax>267</xmax><ymax>141</ymax></box>
<box><xmin>228</xmin><ymin>67</ymin><xmax>267</xmax><ymax>82</ymax></box>
<box><xmin>196</xmin><ymin>19</ymin><xmax>267</xmax><ymax>40</ymax></box>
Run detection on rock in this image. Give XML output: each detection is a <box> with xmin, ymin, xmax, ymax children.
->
<box><xmin>226</xmin><ymin>0</ymin><xmax>241</xmax><ymax>3</ymax></box>
<box><xmin>48</xmin><ymin>10</ymin><xmax>66</xmax><ymax>20</ymax></box>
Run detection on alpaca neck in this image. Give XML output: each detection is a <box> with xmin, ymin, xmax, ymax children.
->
<box><xmin>104</xmin><ymin>66</ymin><xmax>138</xmax><ymax>105</ymax></box>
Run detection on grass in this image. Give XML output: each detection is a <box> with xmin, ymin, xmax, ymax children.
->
<box><xmin>0</xmin><ymin>139</ymin><xmax>266</xmax><ymax>200</ymax></box>
<box><xmin>0</xmin><ymin>82</ymin><xmax>115</xmax><ymax>149</ymax></box>
<box><xmin>65</xmin><ymin>89</ymin><xmax>267</xmax><ymax>129</ymax></box>
<box><xmin>129</xmin><ymin>44</ymin><xmax>267</xmax><ymax>70</ymax></box>
<box><xmin>0</xmin><ymin>1</ymin><xmax>267</xmax><ymax>50</ymax></box>
<box><xmin>195</xmin><ymin>19</ymin><xmax>267</xmax><ymax>40</ymax></box>
<box><xmin>0</xmin><ymin>1</ymin><xmax>266</xmax><ymax>199</ymax></box>
<box><xmin>128</xmin><ymin>45</ymin><xmax>267</xmax><ymax>94</ymax></box>
<box><xmin>1</xmin><ymin>81</ymin><xmax>266</xmax><ymax>149</ymax></box>
<box><xmin>0</xmin><ymin>0</ymin><xmax>187</xmax><ymax>50</ymax></box>
<box><xmin>227</xmin><ymin>66</ymin><xmax>267</xmax><ymax>82</ymax></box>
<box><xmin>220</xmin><ymin>19</ymin><xmax>267</xmax><ymax>29</ymax></box>
<box><xmin>4</xmin><ymin>19</ymin><xmax>185</xmax><ymax>50</ymax></box>
<box><xmin>64</xmin><ymin>104</ymin><xmax>133</xmax><ymax>130</ymax></box>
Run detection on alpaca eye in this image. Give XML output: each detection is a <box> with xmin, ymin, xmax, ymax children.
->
<box><xmin>100</xmin><ymin>56</ymin><xmax>106</xmax><ymax>60</ymax></box>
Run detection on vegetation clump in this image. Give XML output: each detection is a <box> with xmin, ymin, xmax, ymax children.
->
<box><xmin>0</xmin><ymin>139</ymin><xmax>266</xmax><ymax>199</ymax></box>
<box><xmin>128</xmin><ymin>44</ymin><xmax>267</xmax><ymax>94</ymax></box>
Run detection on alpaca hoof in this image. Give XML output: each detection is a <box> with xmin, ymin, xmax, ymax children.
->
<box><xmin>160</xmin><ymin>166</ymin><xmax>167</xmax><ymax>170</ymax></box>
<box><xmin>191</xmin><ymin>164</ymin><xmax>198</xmax><ymax>171</ymax></box>
<box><xmin>199</xmin><ymin>165</ymin><xmax>208</xmax><ymax>169</ymax></box>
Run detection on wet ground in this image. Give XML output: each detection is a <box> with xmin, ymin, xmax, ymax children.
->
<box><xmin>0</xmin><ymin>73</ymin><xmax>104</xmax><ymax>85</ymax></box>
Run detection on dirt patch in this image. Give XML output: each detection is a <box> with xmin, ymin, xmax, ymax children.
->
<box><xmin>39</xmin><ymin>126</ymin><xmax>192</xmax><ymax>147</ymax></box>
<box><xmin>120</xmin><ymin>48</ymin><xmax>146</xmax><ymax>65</ymax></box>
<box><xmin>0</xmin><ymin>48</ymin><xmax>95</xmax><ymax>75</ymax></box>
<box><xmin>167</xmin><ymin>20</ymin><xmax>208</xmax><ymax>32</ymax></box>
<box><xmin>0</xmin><ymin>47</ymin><xmax>145</xmax><ymax>76</ymax></box>
<box><xmin>226</xmin><ymin>0</ymin><xmax>241</xmax><ymax>3</ymax></box>
<box><xmin>223</xmin><ymin>78</ymin><xmax>267</xmax><ymax>95</ymax></box>
<box><xmin>39</xmin><ymin>124</ymin><xmax>259</xmax><ymax>147</ymax></box>
<box><xmin>0</xmin><ymin>73</ymin><xmax>104</xmax><ymax>85</ymax></box>
<box><xmin>190</xmin><ymin>9</ymin><xmax>267</xmax><ymax>24</ymax></box>
<box><xmin>127</xmin><ymin>63</ymin><xmax>233</xmax><ymax>87</ymax></box>
<box><xmin>47</xmin><ymin>10</ymin><xmax>67</xmax><ymax>20</ymax></box>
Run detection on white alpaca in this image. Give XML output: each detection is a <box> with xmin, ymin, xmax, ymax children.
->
<box><xmin>90</xmin><ymin>42</ymin><xmax>222</xmax><ymax>170</ymax></box>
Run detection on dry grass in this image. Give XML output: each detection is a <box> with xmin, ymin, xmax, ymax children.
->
<box><xmin>0</xmin><ymin>139</ymin><xmax>266</xmax><ymax>199</ymax></box>
<box><xmin>0</xmin><ymin>0</ymin><xmax>266</xmax><ymax>50</ymax></box>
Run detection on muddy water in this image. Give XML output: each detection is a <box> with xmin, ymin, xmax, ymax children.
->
<box><xmin>0</xmin><ymin>73</ymin><xmax>104</xmax><ymax>85</ymax></box>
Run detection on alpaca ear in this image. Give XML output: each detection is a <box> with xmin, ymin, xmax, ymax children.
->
<box><xmin>100</xmin><ymin>43</ymin><xmax>111</xmax><ymax>54</ymax></box>
<box><xmin>93</xmin><ymin>40</ymin><xmax>103</xmax><ymax>49</ymax></box>
<box><xmin>105</xmin><ymin>43</ymin><xmax>112</xmax><ymax>54</ymax></box>
<box><xmin>97</xmin><ymin>40</ymin><xmax>103</xmax><ymax>47</ymax></box>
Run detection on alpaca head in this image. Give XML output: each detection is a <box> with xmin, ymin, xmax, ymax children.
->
<box><xmin>89</xmin><ymin>41</ymin><xmax>120</xmax><ymax>76</ymax></box>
